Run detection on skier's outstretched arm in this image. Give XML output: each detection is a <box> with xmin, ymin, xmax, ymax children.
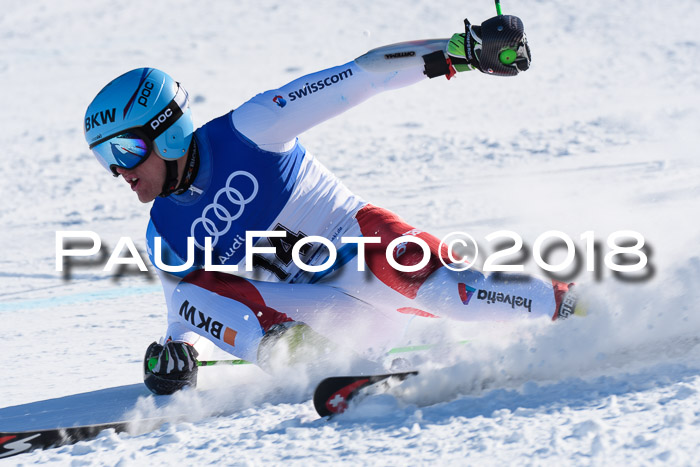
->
<box><xmin>232</xmin><ymin>15</ymin><xmax>531</xmax><ymax>150</ymax></box>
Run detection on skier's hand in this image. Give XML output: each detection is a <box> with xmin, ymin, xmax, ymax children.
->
<box><xmin>148</xmin><ymin>341</ymin><xmax>199</xmax><ymax>376</ymax></box>
<box><xmin>143</xmin><ymin>341</ymin><xmax>199</xmax><ymax>395</ymax></box>
<box><xmin>448</xmin><ymin>15</ymin><xmax>531</xmax><ymax>76</ymax></box>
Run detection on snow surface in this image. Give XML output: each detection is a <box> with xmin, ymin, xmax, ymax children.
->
<box><xmin>2</xmin><ymin>0</ymin><xmax>700</xmax><ymax>464</ymax></box>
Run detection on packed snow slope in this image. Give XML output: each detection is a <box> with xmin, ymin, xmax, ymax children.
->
<box><xmin>2</xmin><ymin>0</ymin><xmax>700</xmax><ymax>464</ymax></box>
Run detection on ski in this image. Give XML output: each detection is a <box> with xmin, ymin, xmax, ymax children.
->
<box><xmin>313</xmin><ymin>371</ymin><xmax>418</xmax><ymax>417</ymax></box>
<box><xmin>0</xmin><ymin>417</ymin><xmax>166</xmax><ymax>459</ymax></box>
<box><xmin>2</xmin><ymin>371</ymin><xmax>419</xmax><ymax>458</ymax></box>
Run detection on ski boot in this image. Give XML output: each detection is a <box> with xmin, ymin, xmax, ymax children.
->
<box><xmin>257</xmin><ymin>322</ymin><xmax>336</xmax><ymax>373</ymax></box>
<box><xmin>554</xmin><ymin>284</ymin><xmax>588</xmax><ymax>320</ymax></box>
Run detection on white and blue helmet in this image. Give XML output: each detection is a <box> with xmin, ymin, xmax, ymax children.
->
<box><xmin>84</xmin><ymin>68</ymin><xmax>193</xmax><ymax>176</ymax></box>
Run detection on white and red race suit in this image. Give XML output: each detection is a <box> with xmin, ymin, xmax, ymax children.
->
<box><xmin>145</xmin><ymin>39</ymin><xmax>571</xmax><ymax>363</ymax></box>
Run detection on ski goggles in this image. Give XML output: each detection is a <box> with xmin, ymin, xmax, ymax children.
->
<box><xmin>90</xmin><ymin>130</ymin><xmax>152</xmax><ymax>175</ymax></box>
<box><xmin>89</xmin><ymin>84</ymin><xmax>189</xmax><ymax>176</ymax></box>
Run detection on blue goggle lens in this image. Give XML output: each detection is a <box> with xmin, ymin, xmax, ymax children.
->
<box><xmin>91</xmin><ymin>132</ymin><xmax>150</xmax><ymax>175</ymax></box>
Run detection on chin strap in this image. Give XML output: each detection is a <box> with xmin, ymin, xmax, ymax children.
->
<box><xmin>159</xmin><ymin>159</ymin><xmax>181</xmax><ymax>197</ymax></box>
<box><xmin>158</xmin><ymin>139</ymin><xmax>200</xmax><ymax>197</ymax></box>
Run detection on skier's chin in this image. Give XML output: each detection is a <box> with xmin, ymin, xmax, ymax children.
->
<box><xmin>136</xmin><ymin>189</ymin><xmax>158</xmax><ymax>203</ymax></box>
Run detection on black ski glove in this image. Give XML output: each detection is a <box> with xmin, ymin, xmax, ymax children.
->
<box><xmin>452</xmin><ymin>15</ymin><xmax>532</xmax><ymax>76</ymax></box>
<box><xmin>143</xmin><ymin>341</ymin><xmax>199</xmax><ymax>395</ymax></box>
<box><xmin>150</xmin><ymin>341</ymin><xmax>199</xmax><ymax>375</ymax></box>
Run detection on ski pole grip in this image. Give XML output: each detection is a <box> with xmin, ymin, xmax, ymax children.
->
<box><xmin>479</xmin><ymin>14</ymin><xmax>530</xmax><ymax>75</ymax></box>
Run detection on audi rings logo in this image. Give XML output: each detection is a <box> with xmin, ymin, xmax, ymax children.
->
<box><xmin>190</xmin><ymin>171</ymin><xmax>259</xmax><ymax>250</ymax></box>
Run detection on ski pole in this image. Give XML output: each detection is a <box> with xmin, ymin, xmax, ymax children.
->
<box><xmin>195</xmin><ymin>340</ymin><xmax>472</xmax><ymax>366</ymax></box>
<box><xmin>197</xmin><ymin>358</ymin><xmax>250</xmax><ymax>366</ymax></box>
<box><xmin>386</xmin><ymin>339</ymin><xmax>471</xmax><ymax>354</ymax></box>
<box><xmin>492</xmin><ymin>0</ymin><xmax>521</xmax><ymax>66</ymax></box>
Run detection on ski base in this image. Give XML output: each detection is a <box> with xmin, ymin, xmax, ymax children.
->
<box><xmin>0</xmin><ymin>417</ymin><xmax>165</xmax><ymax>459</ymax></box>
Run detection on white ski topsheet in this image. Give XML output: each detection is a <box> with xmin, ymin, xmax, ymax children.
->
<box><xmin>3</xmin><ymin>0</ymin><xmax>700</xmax><ymax>463</ymax></box>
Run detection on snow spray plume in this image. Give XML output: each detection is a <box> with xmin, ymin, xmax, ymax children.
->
<box><xmin>392</xmin><ymin>255</ymin><xmax>700</xmax><ymax>410</ymax></box>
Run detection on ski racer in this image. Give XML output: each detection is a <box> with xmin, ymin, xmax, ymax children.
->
<box><xmin>83</xmin><ymin>14</ymin><xmax>582</xmax><ymax>395</ymax></box>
